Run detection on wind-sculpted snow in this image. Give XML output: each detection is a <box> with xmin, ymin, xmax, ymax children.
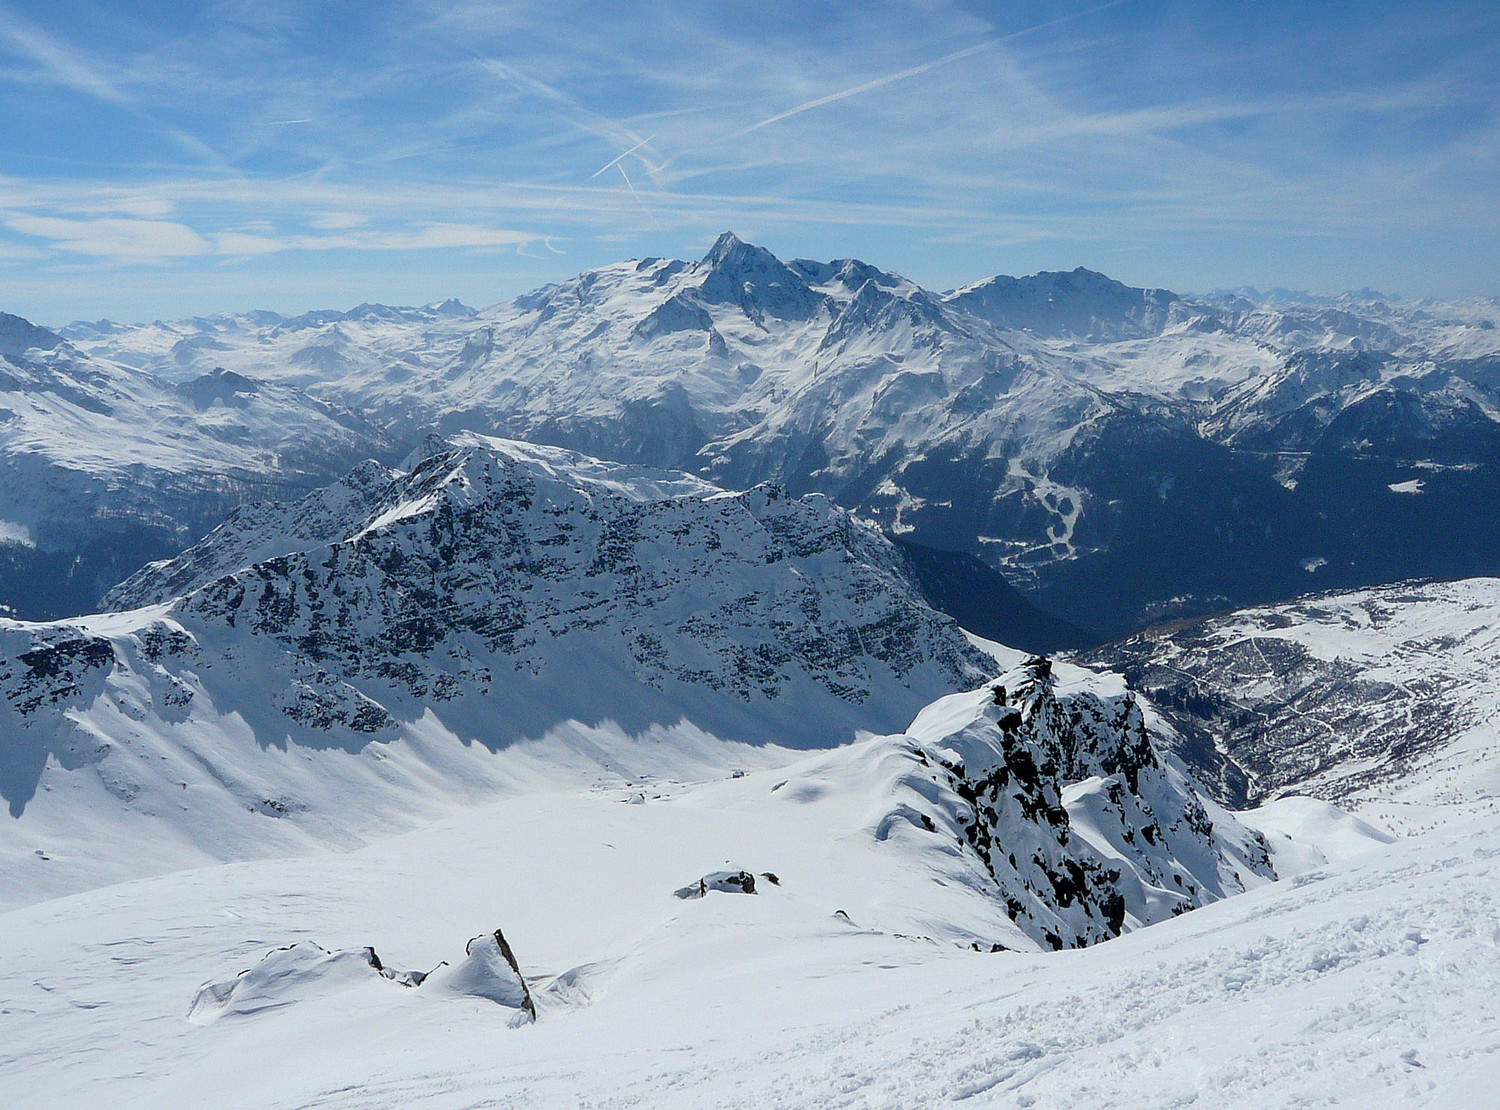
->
<box><xmin>1087</xmin><ymin>576</ymin><xmax>1500</xmax><ymax>831</ymax></box>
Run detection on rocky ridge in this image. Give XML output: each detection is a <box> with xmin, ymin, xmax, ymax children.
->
<box><xmin>1</xmin><ymin>437</ymin><xmax>1270</xmax><ymax>947</ymax></box>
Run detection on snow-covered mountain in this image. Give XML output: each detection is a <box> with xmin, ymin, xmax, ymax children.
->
<box><xmin>1086</xmin><ymin>576</ymin><xmax>1500</xmax><ymax>832</ymax></box>
<box><xmin>2</xmin><ymin>435</ymin><xmax>1468</xmax><ymax>1108</ymax></box>
<box><xmin>944</xmin><ymin>266</ymin><xmax>1198</xmax><ymax>341</ymax></box>
<box><xmin>1</xmin><ymin>435</ymin><xmax>1275</xmax><ymax>955</ymax></box>
<box><xmin>0</xmin><ymin>312</ymin><xmax>392</xmax><ymax>620</ymax></box>
<box><xmin>57</xmin><ymin>235</ymin><xmax>1500</xmax><ymax>639</ymax></box>
<box><xmin>0</xmin><ymin>435</ymin><xmax>980</xmax><ymax>869</ymax></box>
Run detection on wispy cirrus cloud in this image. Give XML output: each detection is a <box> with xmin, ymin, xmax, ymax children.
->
<box><xmin>215</xmin><ymin>222</ymin><xmax>541</xmax><ymax>257</ymax></box>
<box><xmin>0</xmin><ymin>6</ymin><xmax>132</xmax><ymax>105</ymax></box>
<box><xmin>3</xmin><ymin>212</ymin><xmax>210</xmax><ymax>259</ymax></box>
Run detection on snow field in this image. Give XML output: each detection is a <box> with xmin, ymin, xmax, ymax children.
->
<box><xmin>0</xmin><ymin>752</ymin><xmax>1485</xmax><ymax>1109</ymax></box>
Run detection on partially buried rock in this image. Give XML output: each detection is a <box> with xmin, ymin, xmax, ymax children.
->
<box><xmin>188</xmin><ymin>942</ymin><xmax>424</xmax><ymax>1024</ymax></box>
<box><xmin>189</xmin><ymin>929</ymin><xmax>535</xmax><ymax>1027</ymax></box>
<box><xmin>424</xmin><ymin>928</ymin><xmax>536</xmax><ymax>1024</ymax></box>
<box><xmin>674</xmin><ymin>869</ymin><xmax>758</xmax><ymax>899</ymax></box>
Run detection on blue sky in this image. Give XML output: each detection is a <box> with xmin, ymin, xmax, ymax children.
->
<box><xmin>0</xmin><ymin>0</ymin><xmax>1496</xmax><ymax>323</ymax></box>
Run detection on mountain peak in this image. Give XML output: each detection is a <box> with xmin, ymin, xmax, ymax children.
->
<box><xmin>694</xmin><ymin>232</ymin><xmax>821</xmax><ymax>322</ymax></box>
<box><xmin>701</xmin><ymin>230</ymin><xmax>747</xmax><ymax>266</ymax></box>
<box><xmin>0</xmin><ymin>312</ymin><xmax>65</xmax><ymax>359</ymax></box>
<box><xmin>944</xmin><ymin>267</ymin><xmax>1189</xmax><ymax>341</ymax></box>
<box><xmin>699</xmin><ymin>231</ymin><xmax>793</xmax><ymax>276</ymax></box>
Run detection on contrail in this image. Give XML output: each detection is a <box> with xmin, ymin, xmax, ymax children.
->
<box><xmin>726</xmin><ymin>0</ymin><xmax>1133</xmax><ymax>140</ymax></box>
<box><xmin>589</xmin><ymin>134</ymin><xmax>657</xmax><ymax>180</ymax></box>
<box><xmin>617</xmin><ymin>163</ymin><xmax>658</xmax><ymax>226</ymax></box>
<box><xmin>617</xmin><ymin>163</ymin><xmax>643</xmax><ymax>203</ymax></box>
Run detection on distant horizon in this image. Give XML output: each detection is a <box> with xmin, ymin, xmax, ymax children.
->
<box><xmin>2</xmin><ymin>1</ymin><xmax>1497</xmax><ymax>322</ymax></box>
<box><xmin>27</xmin><ymin>231</ymin><xmax>1499</xmax><ymax>332</ymax></box>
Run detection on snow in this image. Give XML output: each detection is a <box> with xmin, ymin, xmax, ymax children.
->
<box><xmin>0</xmin><ymin>496</ymin><xmax>1493</xmax><ymax>1107</ymax></box>
<box><xmin>1239</xmin><ymin>795</ymin><xmax>1397</xmax><ymax>873</ymax></box>
<box><xmin>5</xmin><ymin>241</ymin><xmax>1500</xmax><ymax>1103</ymax></box>
<box><xmin>0</xmin><ymin>423</ymin><xmax>1381</xmax><ymax>1104</ymax></box>
<box><xmin>1</xmin><ymin>747</ymin><xmax>1495</xmax><ymax>1108</ymax></box>
<box><xmin>0</xmin><ymin>520</ymin><xmax>33</xmax><ymax>548</ymax></box>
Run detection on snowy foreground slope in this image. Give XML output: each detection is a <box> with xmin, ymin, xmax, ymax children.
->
<box><xmin>0</xmin><ymin>740</ymin><xmax>1479</xmax><ymax>1109</ymax></box>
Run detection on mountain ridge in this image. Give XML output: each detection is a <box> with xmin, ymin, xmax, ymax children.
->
<box><xmin>9</xmin><ymin>231</ymin><xmax>1500</xmax><ymax>636</ymax></box>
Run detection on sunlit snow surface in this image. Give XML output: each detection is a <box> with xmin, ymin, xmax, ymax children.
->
<box><xmin>0</xmin><ymin>754</ymin><xmax>1489</xmax><ymax>1109</ymax></box>
<box><xmin>2</xmin><ymin>577</ymin><xmax>1496</xmax><ymax>1105</ymax></box>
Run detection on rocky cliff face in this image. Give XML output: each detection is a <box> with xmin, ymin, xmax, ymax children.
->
<box><xmin>903</xmin><ymin>656</ymin><xmax>1273</xmax><ymax>949</ymax></box>
<box><xmin>115</xmin><ymin>434</ymin><xmax>994</xmax><ymax>743</ymax></box>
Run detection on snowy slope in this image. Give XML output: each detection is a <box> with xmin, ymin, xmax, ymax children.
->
<box><xmin>1088</xmin><ymin>576</ymin><xmax>1500</xmax><ymax>833</ymax></box>
<box><xmin>0</xmin><ymin>732</ymin><xmax>1467</xmax><ymax>1110</ymax></box>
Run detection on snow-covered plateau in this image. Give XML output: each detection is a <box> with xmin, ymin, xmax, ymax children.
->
<box><xmin>2</xmin><ymin>437</ymin><xmax>1495</xmax><ymax>1106</ymax></box>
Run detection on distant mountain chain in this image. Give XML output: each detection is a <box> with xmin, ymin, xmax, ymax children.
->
<box><xmin>4</xmin><ymin>232</ymin><xmax>1499</xmax><ymax>638</ymax></box>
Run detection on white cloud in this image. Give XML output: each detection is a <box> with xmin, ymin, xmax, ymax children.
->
<box><xmin>4</xmin><ymin>213</ymin><xmax>210</xmax><ymax>259</ymax></box>
<box><xmin>214</xmin><ymin>231</ymin><xmax>285</xmax><ymax>256</ymax></box>
<box><xmin>309</xmin><ymin>212</ymin><xmax>370</xmax><ymax>230</ymax></box>
<box><xmin>215</xmin><ymin>222</ymin><xmax>541</xmax><ymax>257</ymax></box>
<box><xmin>0</xmin><ymin>240</ymin><xmax>46</xmax><ymax>263</ymax></box>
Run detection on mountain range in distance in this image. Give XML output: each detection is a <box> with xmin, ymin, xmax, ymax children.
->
<box><xmin>4</xmin><ymin>240</ymin><xmax>1499</xmax><ymax>1103</ymax></box>
<box><xmin>2</xmin><ymin>231</ymin><xmax>1497</xmax><ymax>642</ymax></box>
